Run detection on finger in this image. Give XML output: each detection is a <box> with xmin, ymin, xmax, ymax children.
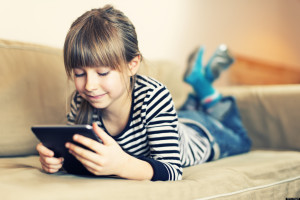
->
<box><xmin>40</xmin><ymin>157</ymin><xmax>63</xmax><ymax>173</ymax></box>
<box><xmin>92</xmin><ymin>122</ymin><xmax>114</xmax><ymax>145</ymax></box>
<box><xmin>84</xmin><ymin>165</ymin><xmax>103</xmax><ymax>176</ymax></box>
<box><xmin>69</xmin><ymin>134</ymin><xmax>104</xmax><ymax>154</ymax></box>
<box><xmin>69</xmin><ymin>148</ymin><xmax>104</xmax><ymax>174</ymax></box>
<box><xmin>41</xmin><ymin>162</ymin><xmax>62</xmax><ymax>173</ymax></box>
<box><xmin>66</xmin><ymin>141</ymin><xmax>102</xmax><ymax>160</ymax></box>
<box><xmin>39</xmin><ymin>159</ymin><xmax>63</xmax><ymax>172</ymax></box>
<box><xmin>36</xmin><ymin>143</ymin><xmax>54</xmax><ymax>157</ymax></box>
<box><xmin>70</xmin><ymin>149</ymin><xmax>100</xmax><ymax>168</ymax></box>
<box><xmin>40</xmin><ymin>156</ymin><xmax>64</xmax><ymax>166</ymax></box>
<box><xmin>40</xmin><ymin>161</ymin><xmax>63</xmax><ymax>171</ymax></box>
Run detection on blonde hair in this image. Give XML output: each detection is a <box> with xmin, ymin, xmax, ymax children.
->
<box><xmin>63</xmin><ymin>5</ymin><xmax>142</xmax><ymax>124</ymax></box>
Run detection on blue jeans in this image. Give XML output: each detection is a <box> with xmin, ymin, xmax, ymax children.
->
<box><xmin>178</xmin><ymin>94</ymin><xmax>251</xmax><ymax>161</ymax></box>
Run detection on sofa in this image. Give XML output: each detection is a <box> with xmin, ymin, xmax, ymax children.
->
<box><xmin>1</xmin><ymin>39</ymin><xmax>300</xmax><ymax>200</ymax></box>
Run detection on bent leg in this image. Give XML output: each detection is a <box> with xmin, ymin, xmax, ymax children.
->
<box><xmin>178</xmin><ymin>97</ymin><xmax>251</xmax><ymax>160</ymax></box>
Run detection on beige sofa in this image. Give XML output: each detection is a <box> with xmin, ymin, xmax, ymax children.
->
<box><xmin>1</xmin><ymin>39</ymin><xmax>300</xmax><ymax>200</ymax></box>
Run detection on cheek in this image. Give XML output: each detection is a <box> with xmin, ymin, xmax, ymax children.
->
<box><xmin>74</xmin><ymin>79</ymin><xmax>85</xmax><ymax>92</ymax></box>
<box><xmin>104</xmin><ymin>74</ymin><xmax>129</xmax><ymax>95</ymax></box>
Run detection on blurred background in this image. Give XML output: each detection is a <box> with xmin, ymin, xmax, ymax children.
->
<box><xmin>1</xmin><ymin>0</ymin><xmax>300</xmax><ymax>85</ymax></box>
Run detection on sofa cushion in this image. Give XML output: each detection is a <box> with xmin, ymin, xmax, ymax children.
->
<box><xmin>0</xmin><ymin>150</ymin><xmax>299</xmax><ymax>199</ymax></box>
<box><xmin>0</xmin><ymin>40</ymin><xmax>68</xmax><ymax>156</ymax></box>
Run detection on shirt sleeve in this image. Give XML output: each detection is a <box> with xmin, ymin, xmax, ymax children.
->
<box><xmin>144</xmin><ymin>85</ymin><xmax>183</xmax><ymax>181</ymax></box>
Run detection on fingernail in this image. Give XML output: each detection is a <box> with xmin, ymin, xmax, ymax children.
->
<box><xmin>73</xmin><ymin>134</ymin><xmax>79</xmax><ymax>140</ymax></box>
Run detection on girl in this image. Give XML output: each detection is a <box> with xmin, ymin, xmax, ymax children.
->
<box><xmin>36</xmin><ymin>5</ymin><xmax>251</xmax><ymax>181</ymax></box>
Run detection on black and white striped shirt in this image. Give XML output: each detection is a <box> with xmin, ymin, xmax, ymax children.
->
<box><xmin>67</xmin><ymin>75</ymin><xmax>210</xmax><ymax>181</ymax></box>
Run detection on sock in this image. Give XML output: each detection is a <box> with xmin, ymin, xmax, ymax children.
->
<box><xmin>184</xmin><ymin>46</ymin><xmax>205</xmax><ymax>81</ymax></box>
<box><xmin>205</xmin><ymin>44</ymin><xmax>235</xmax><ymax>83</ymax></box>
<box><xmin>184</xmin><ymin>47</ymin><xmax>221</xmax><ymax>109</ymax></box>
<box><xmin>201</xmin><ymin>91</ymin><xmax>222</xmax><ymax>109</ymax></box>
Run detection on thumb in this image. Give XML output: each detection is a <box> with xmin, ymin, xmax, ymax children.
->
<box><xmin>92</xmin><ymin>122</ymin><xmax>114</xmax><ymax>145</ymax></box>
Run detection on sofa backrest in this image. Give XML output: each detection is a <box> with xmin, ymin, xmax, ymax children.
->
<box><xmin>0</xmin><ymin>39</ymin><xmax>69</xmax><ymax>156</ymax></box>
<box><xmin>1</xmin><ymin>39</ymin><xmax>299</xmax><ymax>157</ymax></box>
<box><xmin>220</xmin><ymin>85</ymin><xmax>300</xmax><ymax>151</ymax></box>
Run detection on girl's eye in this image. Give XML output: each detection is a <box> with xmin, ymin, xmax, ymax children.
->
<box><xmin>74</xmin><ymin>73</ymin><xmax>85</xmax><ymax>77</ymax></box>
<box><xmin>98</xmin><ymin>71</ymin><xmax>110</xmax><ymax>76</ymax></box>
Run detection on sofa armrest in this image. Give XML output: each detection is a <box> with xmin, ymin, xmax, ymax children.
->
<box><xmin>219</xmin><ymin>85</ymin><xmax>300</xmax><ymax>151</ymax></box>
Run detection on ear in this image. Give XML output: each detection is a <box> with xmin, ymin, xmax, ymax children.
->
<box><xmin>127</xmin><ymin>55</ymin><xmax>141</xmax><ymax>76</ymax></box>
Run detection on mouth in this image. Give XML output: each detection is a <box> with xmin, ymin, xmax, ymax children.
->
<box><xmin>85</xmin><ymin>93</ymin><xmax>107</xmax><ymax>100</ymax></box>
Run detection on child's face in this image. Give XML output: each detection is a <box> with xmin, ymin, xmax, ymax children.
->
<box><xmin>73</xmin><ymin>66</ymin><xmax>131</xmax><ymax>110</ymax></box>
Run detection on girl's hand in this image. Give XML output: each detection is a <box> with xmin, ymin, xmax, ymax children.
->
<box><xmin>36</xmin><ymin>143</ymin><xmax>64</xmax><ymax>173</ymax></box>
<box><xmin>65</xmin><ymin>123</ymin><xmax>130</xmax><ymax>177</ymax></box>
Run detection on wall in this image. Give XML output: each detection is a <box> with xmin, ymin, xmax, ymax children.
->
<box><xmin>1</xmin><ymin>0</ymin><xmax>299</xmax><ymax>70</ymax></box>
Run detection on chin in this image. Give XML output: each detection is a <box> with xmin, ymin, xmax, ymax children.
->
<box><xmin>89</xmin><ymin>101</ymin><xmax>110</xmax><ymax>109</ymax></box>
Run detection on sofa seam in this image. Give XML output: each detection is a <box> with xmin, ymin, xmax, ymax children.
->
<box><xmin>0</xmin><ymin>43</ymin><xmax>61</xmax><ymax>56</ymax></box>
<box><xmin>195</xmin><ymin>175</ymin><xmax>300</xmax><ymax>200</ymax></box>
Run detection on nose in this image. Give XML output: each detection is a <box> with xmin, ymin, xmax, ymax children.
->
<box><xmin>85</xmin><ymin>74</ymin><xmax>99</xmax><ymax>92</ymax></box>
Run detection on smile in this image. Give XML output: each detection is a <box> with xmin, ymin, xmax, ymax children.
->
<box><xmin>86</xmin><ymin>93</ymin><xmax>107</xmax><ymax>100</ymax></box>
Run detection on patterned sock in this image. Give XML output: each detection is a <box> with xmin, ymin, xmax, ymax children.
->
<box><xmin>201</xmin><ymin>91</ymin><xmax>222</xmax><ymax>109</ymax></box>
<box><xmin>205</xmin><ymin>44</ymin><xmax>235</xmax><ymax>83</ymax></box>
<box><xmin>184</xmin><ymin>47</ymin><xmax>221</xmax><ymax>109</ymax></box>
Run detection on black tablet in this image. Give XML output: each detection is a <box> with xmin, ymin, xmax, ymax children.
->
<box><xmin>31</xmin><ymin>125</ymin><xmax>102</xmax><ymax>176</ymax></box>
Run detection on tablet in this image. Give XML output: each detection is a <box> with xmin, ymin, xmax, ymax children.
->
<box><xmin>31</xmin><ymin>125</ymin><xmax>102</xmax><ymax>176</ymax></box>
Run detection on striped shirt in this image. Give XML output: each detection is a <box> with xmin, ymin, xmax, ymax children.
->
<box><xmin>67</xmin><ymin>75</ymin><xmax>211</xmax><ymax>181</ymax></box>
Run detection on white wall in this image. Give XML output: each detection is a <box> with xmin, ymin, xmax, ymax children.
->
<box><xmin>1</xmin><ymin>0</ymin><xmax>299</xmax><ymax>69</ymax></box>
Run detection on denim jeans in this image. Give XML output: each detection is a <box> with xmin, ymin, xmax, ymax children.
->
<box><xmin>178</xmin><ymin>94</ymin><xmax>252</xmax><ymax>161</ymax></box>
